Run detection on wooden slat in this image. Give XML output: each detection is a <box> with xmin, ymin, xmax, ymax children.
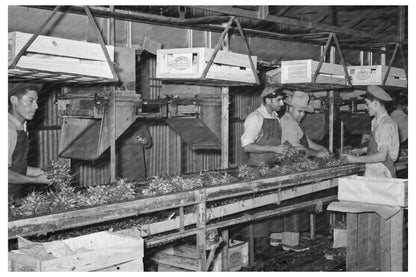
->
<box><xmin>357</xmin><ymin>213</ymin><xmax>370</xmax><ymax>270</ymax></box>
<box><xmin>346</xmin><ymin>213</ymin><xmax>358</xmax><ymax>271</ymax></box>
<box><xmin>379</xmin><ymin>213</ymin><xmax>392</xmax><ymax>271</ymax></box>
<box><xmin>390</xmin><ymin>209</ymin><xmax>404</xmax><ymax>271</ymax></box>
<box><xmin>9</xmin><ymin>164</ymin><xmax>363</xmax><ymax>239</ymax></box>
<box><xmin>367</xmin><ymin>213</ymin><xmax>381</xmax><ymax>270</ymax></box>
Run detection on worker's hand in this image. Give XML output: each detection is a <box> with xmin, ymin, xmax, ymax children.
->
<box><xmin>350</xmin><ymin>148</ymin><xmax>364</xmax><ymax>156</ymax></box>
<box><xmin>35</xmin><ymin>173</ymin><xmax>52</xmax><ymax>185</ymax></box>
<box><xmin>316</xmin><ymin>149</ymin><xmax>330</xmax><ymax>158</ymax></box>
<box><xmin>272</xmin><ymin>145</ymin><xmax>289</xmax><ymax>155</ymax></box>
<box><xmin>340</xmin><ymin>154</ymin><xmax>358</xmax><ymax>163</ymax></box>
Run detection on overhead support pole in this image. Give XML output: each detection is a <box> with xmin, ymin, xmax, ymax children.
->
<box><xmin>258</xmin><ymin>6</ymin><xmax>269</xmax><ymax>19</ymax></box>
<box><xmin>312</xmin><ymin>33</ymin><xmax>352</xmax><ymax>86</ymax></box>
<box><xmin>9</xmin><ymin>5</ymin><xmax>61</xmax><ymax>69</ymax></box>
<box><xmin>382</xmin><ymin>43</ymin><xmax>399</xmax><ymax>86</ymax></box>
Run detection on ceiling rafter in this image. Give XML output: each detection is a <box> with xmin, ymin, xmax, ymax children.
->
<box><xmin>192</xmin><ymin>5</ymin><xmax>400</xmax><ymax>43</ymax></box>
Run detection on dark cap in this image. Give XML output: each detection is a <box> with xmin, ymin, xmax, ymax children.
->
<box><xmin>260</xmin><ymin>87</ymin><xmax>289</xmax><ymax>98</ymax></box>
<box><xmin>360</xmin><ymin>85</ymin><xmax>392</xmax><ymax>102</ymax></box>
<box><xmin>9</xmin><ymin>82</ymin><xmax>43</xmax><ymax>98</ymax></box>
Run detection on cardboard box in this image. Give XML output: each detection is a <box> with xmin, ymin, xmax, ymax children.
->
<box><xmin>281</xmin><ymin>59</ymin><xmax>346</xmax><ymax>84</ymax></box>
<box><xmin>8</xmin><ymin>231</ymin><xmax>143</xmax><ymax>272</ymax></box>
<box><xmin>156</xmin><ymin>47</ymin><xmax>258</xmax><ymax>83</ymax></box>
<box><xmin>9</xmin><ymin>31</ymin><xmax>115</xmax><ymax>79</ymax></box>
<box><xmin>338</xmin><ymin>176</ymin><xmax>408</xmax><ymax>207</ymax></box>
<box><xmin>348</xmin><ymin>65</ymin><xmax>407</xmax><ymax>87</ymax></box>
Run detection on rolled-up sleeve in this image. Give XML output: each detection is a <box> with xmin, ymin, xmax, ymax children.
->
<box><xmin>241</xmin><ymin>112</ymin><xmax>262</xmax><ymax>147</ymax></box>
<box><xmin>376</xmin><ymin>120</ymin><xmax>399</xmax><ymax>161</ymax></box>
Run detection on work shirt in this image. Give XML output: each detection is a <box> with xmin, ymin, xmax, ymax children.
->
<box><xmin>280</xmin><ymin>112</ymin><xmax>308</xmax><ymax>147</ymax></box>
<box><xmin>8</xmin><ymin>113</ymin><xmax>27</xmax><ymax>168</ymax></box>
<box><xmin>364</xmin><ymin>111</ymin><xmax>399</xmax><ymax>178</ymax></box>
<box><xmin>390</xmin><ymin>109</ymin><xmax>408</xmax><ymax>143</ymax></box>
<box><xmin>241</xmin><ymin>104</ymin><xmax>280</xmax><ymax>147</ymax></box>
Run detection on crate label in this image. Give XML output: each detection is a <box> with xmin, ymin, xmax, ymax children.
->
<box><xmin>351</xmin><ymin>68</ymin><xmax>373</xmax><ymax>80</ymax></box>
<box><xmin>289</xmin><ymin>66</ymin><xmax>308</xmax><ymax>79</ymax></box>
<box><xmin>229</xmin><ymin>251</ymin><xmax>242</xmax><ymax>266</ymax></box>
<box><xmin>167</xmin><ymin>53</ymin><xmax>193</xmax><ymax>74</ymax></box>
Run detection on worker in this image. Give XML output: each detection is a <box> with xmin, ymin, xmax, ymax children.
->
<box><xmin>8</xmin><ymin>83</ymin><xmax>50</xmax><ymax>199</ymax></box>
<box><xmin>240</xmin><ymin>87</ymin><xmax>289</xmax><ymax>252</ymax></box>
<box><xmin>281</xmin><ymin>90</ymin><xmax>330</xmax><ymax>158</ymax></box>
<box><xmin>390</xmin><ymin>93</ymin><xmax>408</xmax><ymax>148</ymax></box>
<box><xmin>241</xmin><ymin>86</ymin><xmax>289</xmax><ymax>166</ymax></box>
<box><xmin>342</xmin><ymin>86</ymin><xmax>399</xmax><ymax>178</ymax></box>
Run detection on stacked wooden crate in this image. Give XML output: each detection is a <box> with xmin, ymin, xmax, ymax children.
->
<box><xmin>8</xmin><ymin>231</ymin><xmax>144</xmax><ymax>272</ymax></box>
<box><xmin>8</xmin><ymin>31</ymin><xmax>115</xmax><ymax>80</ymax></box>
<box><xmin>152</xmin><ymin>240</ymin><xmax>248</xmax><ymax>271</ymax></box>
<box><xmin>330</xmin><ymin>176</ymin><xmax>408</xmax><ymax>271</ymax></box>
<box><xmin>347</xmin><ymin>65</ymin><xmax>407</xmax><ymax>88</ymax></box>
<box><xmin>156</xmin><ymin>47</ymin><xmax>258</xmax><ymax>84</ymax></box>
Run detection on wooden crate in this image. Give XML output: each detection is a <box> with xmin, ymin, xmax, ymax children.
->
<box><xmin>156</xmin><ymin>47</ymin><xmax>258</xmax><ymax>83</ymax></box>
<box><xmin>347</xmin><ymin>65</ymin><xmax>407</xmax><ymax>87</ymax></box>
<box><xmin>346</xmin><ymin>210</ymin><xmax>404</xmax><ymax>271</ymax></box>
<box><xmin>8</xmin><ymin>31</ymin><xmax>115</xmax><ymax>79</ymax></box>
<box><xmin>152</xmin><ymin>239</ymin><xmax>248</xmax><ymax>271</ymax></box>
<box><xmin>8</xmin><ymin>231</ymin><xmax>144</xmax><ymax>272</ymax></box>
<box><xmin>281</xmin><ymin>59</ymin><xmax>346</xmax><ymax>84</ymax></box>
<box><xmin>338</xmin><ymin>176</ymin><xmax>408</xmax><ymax>207</ymax></box>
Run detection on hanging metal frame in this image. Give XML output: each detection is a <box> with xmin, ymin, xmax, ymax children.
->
<box><xmin>312</xmin><ymin>32</ymin><xmax>352</xmax><ymax>87</ymax></box>
<box><xmin>8</xmin><ymin>5</ymin><xmax>119</xmax><ymax>83</ymax></box>
<box><xmin>200</xmin><ymin>16</ymin><xmax>260</xmax><ymax>85</ymax></box>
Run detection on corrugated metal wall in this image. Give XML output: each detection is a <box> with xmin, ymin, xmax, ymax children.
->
<box><xmin>32</xmin><ymin>57</ymin><xmax>261</xmax><ymax>186</ymax></box>
<box><xmin>33</xmin><ymin>88</ymin><xmax>61</xmax><ymax>169</ymax></box>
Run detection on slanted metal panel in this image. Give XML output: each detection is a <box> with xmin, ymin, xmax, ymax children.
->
<box><xmin>339</xmin><ymin>113</ymin><xmax>372</xmax><ymax>134</ymax></box>
<box><xmin>166</xmin><ymin>118</ymin><xmax>221</xmax><ymax>150</ymax></box>
<box><xmin>59</xmin><ymin>119</ymin><xmax>101</xmax><ymax>160</ymax></box>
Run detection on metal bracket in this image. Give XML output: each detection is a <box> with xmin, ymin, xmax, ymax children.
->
<box><xmin>200</xmin><ymin>16</ymin><xmax>260</xmax><ymax>85</ymax></box>
<box><xmin>9</xmin><ymin>5</ymin><xmax>119</xmax><ymax>83</ymax></box>
<box><xmin>312</xmin><ymin>33</ymin><xmax>352</xmax><ymax>87</ymax></box>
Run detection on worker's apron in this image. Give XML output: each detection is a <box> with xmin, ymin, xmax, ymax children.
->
<box><xmin>241</xmin><ymin>118</ymin><xmax>282</xmax><ymax>238</ymax></box>
<box><xmin>248</xmin><ymin>118</ymin><xmax>282</xmax><ymax>167</ymax></box>
<box><xmin>365</xmin><ymin>132</ymin><xmax>396</xmax><ymax>178</ymax></box>
<box><xmin>9</xmin><ymin>130</ymin><xmax>29</xmax><ymax>199</ymax></box>
<box><xmin>298</xmin><ymin>124</ymin><xmax>309</xmax><ymax>148</ymax></box>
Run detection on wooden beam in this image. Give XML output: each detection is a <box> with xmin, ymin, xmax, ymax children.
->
<box><xmin>193</xmin><ymin>6</ymin><xmax>400</xmax><ymax>43</ymax></box>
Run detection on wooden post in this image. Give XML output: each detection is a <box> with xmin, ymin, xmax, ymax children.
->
<box><xmin>110</xmin><ymin>87</ymin><xmax>116</xmax><ymax>181</ymax></box>
<box><xmin>221</xmin><ymin>229</ymin><xmax>229</xmax><ymax>271</ymax></box>
<box><xmin>346</xmin><ymin>213</ymin><xmax>358</xmax><ymax>271</ymax></box>
<box><xmin>340</xmin><ymin>121</ymin><xmax>344</xmax><ymax>153</ymax></box>
<box><xmin>196</xmin><ymin>191</ymin><xmax>207</xmax><ymax>271</ymax></box>
<box><xmin>221</xmin><ymin>87</ymin><xmax>230</xmax><ymax>169</ymax></box>
<box><xmin>390</xmin><ymin>209</ymin><xmax>404</xmax><ymax>271</ymax></box>
<box><xmin>220</xmin><ymin>28</ymin><xmax>230</xmax><ymax>170</ymax></box>
<box><xmin>248</xmin><ymin>224</ymin><xmax>255</xmax><ymax>264</ymax></box>
<box><xmin>309</xmin><ymin>213</ymin><xmax>316</xmax><ymax>240</ymax></box>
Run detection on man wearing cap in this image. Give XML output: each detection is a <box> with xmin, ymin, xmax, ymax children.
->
<box><xmin>342</xmin><ymin>86</ymin><xmax>399</xmax><ymax>178</ymax></box>
<box><xmin>9</xmin><ymin>82</ymin><xmax>50</xmax><ymax>199</ymax></box>
<box><xmin>239</xmin><ymin>87</ymin><xmax>289</xmax><ymax>252</ymax></box>
<box><xmin>241</xmin><ymin>87</ymin><xmax>289</xmax><ymax>166</ymax></box>
<box><xmin>281</xmin><ymin>90</ymin><xmax>330</xmax><ymax>158</ymax></box>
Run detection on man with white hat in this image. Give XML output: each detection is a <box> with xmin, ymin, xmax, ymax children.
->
<box><xmin>342</xmin><ymin>85</ymin><xmax>399</xmax><ymax>178</ymax></box>
<box><xmin>240</xmin><ymin>86</ymin><xmax>290</xmax><ymax>252</ymax></box>
<box><xmin>8</xmin><ymin>82</ymin><xmax>51</xmax><ymax>199</ymax></box>
<box><xmin>281</xmin><ymin>90</ymin><xmax>330</xmax><ymax>158</ymax></box>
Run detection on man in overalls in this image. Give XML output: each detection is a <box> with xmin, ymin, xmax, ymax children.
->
<box><xmin>240</xmin><ymin>87</ymin><xmax>289</xmax><ymax>252</ymax></box>
<box><xmin>8</xmin><ymin>83</ymin><xmax>50</xmax><ymax>199</ymax></box>
<box><xmin>342</xmin><ymin>86</ymin><xmax>399</xmax><ymax>178</ymax></box>
<box><xmin>281</xmin><ymin>90</ymin><xmax>330</xmax><ymax>158</ymax></box>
